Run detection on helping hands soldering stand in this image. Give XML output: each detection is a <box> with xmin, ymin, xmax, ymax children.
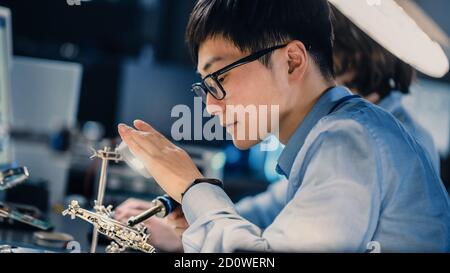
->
<box><xmin>62</xmin><ymin>146</ymin><xmax>156</xmax><ymax>253</ymax></box>
<box><xmin>62</xmin><ymin>199</ymin><xmax>155</xmax><ymax>253</ymax></box>
<box><xmin>89</xmin><ymin>147</ymin><xmax>120</xmax><ymax>253</ymax></box>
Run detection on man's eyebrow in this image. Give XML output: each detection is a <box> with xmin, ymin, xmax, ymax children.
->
<box><xmin>199</xmin><ymin>56</ymin><xmax>223</xmax><ymax>74</ymax></box>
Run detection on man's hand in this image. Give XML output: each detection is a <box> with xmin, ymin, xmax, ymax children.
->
<box><xmin>147</xmin><ymin>207</ymin><xmax>188</xmax><ymax>252</ymax></box>
<box><xmin>118</xmin><ymin>120</ymin><xmax>203</xmax><ymax>202</ymax></box>
<box><xmin>114</xmin><ymin>198</ymin><xmax>154</xmax><ymax>223</ymax></box>
<box><xmin>114</xmin><ymin>199</ymin><xmax>188</xmax><ymax>253</ymax></box>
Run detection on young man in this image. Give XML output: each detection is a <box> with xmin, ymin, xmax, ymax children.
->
<box><xmin>117</xmin><ymin>0</ymin><xmax>450</xmax><ymax>252</ymax></box>
<box><xmin>235</xmin><ymin>4</ymin><xmax>445</xmax><ymax>235</ymax></box>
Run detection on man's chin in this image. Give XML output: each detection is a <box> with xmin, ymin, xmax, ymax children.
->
<box><xmin>231</xmin><ymin>138</ymin><xmax>262</xmax><ymax>150</ymax></box>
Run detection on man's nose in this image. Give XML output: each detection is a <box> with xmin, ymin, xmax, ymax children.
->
<box><xmin>205</xmin><ymin>93</ymin><xmax>225</xmax><ymax>116</ymax></box>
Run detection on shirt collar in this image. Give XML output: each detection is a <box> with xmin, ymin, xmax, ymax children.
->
<box><xmin>276</xmin><ymin>86</ymin><xmax>353</xmax><ymax>178</ymax></box>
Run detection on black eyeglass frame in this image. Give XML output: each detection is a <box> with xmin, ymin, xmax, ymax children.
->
<box><xmin>191</xmin><ymin>44</ymin><xmax>288</xmax><ymax>101</ymax></box>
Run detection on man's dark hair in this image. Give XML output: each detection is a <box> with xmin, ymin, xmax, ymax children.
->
<box><xmin>331</xmin><ymin>6</ymin><xmax>414</xmax><ymax>99</ymax></box>
<box><xmin>186</xmin><ymin>0</ymin><xmax>334</xmax><ymax>78</ymax></box>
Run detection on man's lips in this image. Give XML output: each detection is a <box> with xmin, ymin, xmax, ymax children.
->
<box><xmin>223</xmin><ymin>121</ymin><xmax>238</xmax><ymax>129</ymax></box>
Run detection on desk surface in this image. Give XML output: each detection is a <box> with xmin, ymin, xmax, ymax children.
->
<box><xmin>0</xmin><ymin>211</ymin><xmax>108</xmax><ymax>253</ymax></box>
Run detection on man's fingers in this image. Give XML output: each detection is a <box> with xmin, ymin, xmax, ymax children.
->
<box><xmin>130</xmin><ymin>131</ymin><xmax>160</xmax><ymax>153</ymax></box>
<box><xmin>119</xmin><ymin>123</ymin><xmax>164</xmax><ymax>156</ymax></box>
<box><xmin>134</xmin><ymin>119</ymin><xmax>174</xmax><ymax>147</ymax></box>
<box><xmin>133</xmin><ymin>119</ymin><xmax>165</xmax><ymax>141</ymax></box>
<box><xmin>115</xmin><ymin>208</ymin><xmax>150</xmax><ymax>223</ymax></box>
<box><xmin>118</xmin><ymin>124</ymin><xmax>155</xmax><ymax>160</ymax></box>
<box><xmin>118</xmin><ymin>123</ymin><xmax>132</xmax><ymax>137</ymax></box>
<box><xmin>115</xmin><ymin>208</ymin><xmax>143</xmax><ymax>219</ymax></box>
<box><xmin>117</xmin><ymin>120</ymin><xmax>201</xmax><ymax>203</ymax></box>
<box><xmin>118</xmin><ymin>124</ymin><xmax>143</xmax><ymax>153</ymax></box>
<box><xmin>114</xmin><ymin>198</ymin><xmax>153</xmax><ymax>219</ymax></box>
<box><xmin>117</xmin><ymin>199</ymin><xmax>154</xmax><ymax>211</ymax></box>
<box><xmin>133</xmin><ymin>119</ymin><xmax>155</xmax><ymax>132</ymax></box>
<box><xmin>174</xmin><ymin>217</ymin><xmax>189</xmax><ymax>226</ymax></box>
<box><xmin>167</xmin><ymin>207</ymin><xmax>184</xmax><ymax>220</ymax></box>
<box><xmin>113</xmin><ymin>211</ymin><xmax>125</xmax><ymax>220</ymax></box>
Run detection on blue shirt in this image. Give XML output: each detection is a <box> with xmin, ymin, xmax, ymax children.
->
<box><xmin>236</xmin><ymin>90</ymin><xmax>443</xmax><ymax>231</ymax></box>
<box><xmin>378</xmin><ymin>91</ymin><xmax>440</xmax><ymax>174</ymax></box>
<box><xmin>181</xmin><ymin>86</ymin><xmax>450</xmax><ymax>252</ymax></box>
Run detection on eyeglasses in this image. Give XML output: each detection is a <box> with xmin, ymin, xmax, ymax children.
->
<box><xmin>191</xmin><ymin>44</ymin><xmax>287</xmax><ymax>103</ymax></box>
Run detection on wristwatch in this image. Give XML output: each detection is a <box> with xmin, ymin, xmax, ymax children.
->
<box><xmin>0</xmin><ymin>166</ymin><xmax>29</xmax><ymax>191</ymax></box>
<box><xmin>181</xmin><ymin>178</ymin><xmax>224</xmax><ymax>199</ymax></box>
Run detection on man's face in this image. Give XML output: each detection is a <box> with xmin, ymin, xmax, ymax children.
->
<box><xmin>197</xmin><ymin>37</ymin><xmax>288</xmax><ymax>150</ymax></box>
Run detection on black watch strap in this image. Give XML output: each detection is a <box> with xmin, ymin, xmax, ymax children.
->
<box><xmin>181</xmin><ymin>178</ymin><xmax>224</xmax><ymax>200</ymax></box>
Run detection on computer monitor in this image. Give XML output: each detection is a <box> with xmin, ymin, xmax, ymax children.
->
<box><xmin>9</xmin><ymin>56</ymin><xmax>82</xmax><ymax>205</ymax></box>
<box><xmin>10</xmin><ymin>56</ymin><xmax>82</xmax><ymax>134</ymax></box>
<box><xmin>0</xmin><ymin>6</ymin><xmax>12</xmax><ymax>165</ymax></box>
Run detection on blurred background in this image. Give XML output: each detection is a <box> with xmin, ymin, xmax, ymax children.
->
<box><xmin>0</xmin><ymin>0</ymin><xmax>448</xmax><ymax>215</ymax></box>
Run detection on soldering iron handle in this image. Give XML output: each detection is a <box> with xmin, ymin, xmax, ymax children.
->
<box><xmin>155</xmin><ymin>194</ymin><xmax>179</xmax><ymax>217</ymax></box>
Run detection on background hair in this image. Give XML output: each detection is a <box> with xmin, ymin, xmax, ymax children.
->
<box><xmin>331</xmin><ymin>5</ymin><xmax>414</xmax><ymax>98</ymax></box>
<box><xmin>186</xmin><ymin>0</ymin><xmax>335</xmax><ymax>78</ymax></box>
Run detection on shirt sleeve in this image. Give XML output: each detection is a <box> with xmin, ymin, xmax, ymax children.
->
<box><xmin>181</xmin><ymin>119</ymin><xmax>382</xmax><ymax>253</ymax></box>
<box><xmin>235</xmin><ymin>179</ymin><xmax>288</xmax><ymax>229</ymax></box>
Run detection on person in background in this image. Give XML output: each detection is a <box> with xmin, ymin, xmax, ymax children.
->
<box><xmin>331</xmin><ymin>6</ymin><xmax>440</xmax><ymax>173</ymax></box>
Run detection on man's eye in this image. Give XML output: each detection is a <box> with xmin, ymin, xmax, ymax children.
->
<box><xmin>218</xmin><ymin>75</ymin><xmax>227</xmax><ymax>83</ymax></box>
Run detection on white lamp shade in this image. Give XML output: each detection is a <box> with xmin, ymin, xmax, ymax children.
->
<box><xmin>329</xmin><ymin>0</ymin><xmax>449</xmax><ymax>78</ymax></box>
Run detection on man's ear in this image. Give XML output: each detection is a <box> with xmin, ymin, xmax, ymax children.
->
<box><xmin>286</xmin><ymin>41</ymin><xmax>308</xmax><ymax>77</ymax></box>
